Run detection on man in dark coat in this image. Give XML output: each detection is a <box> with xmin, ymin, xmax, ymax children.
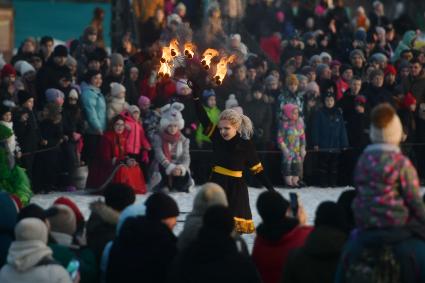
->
<box><xmin>282</xmin><ymin>201</ymin><xmax>348</xmax><ymax>283</ymax></box>
<box><xmin>35</xmin><ymin>45</ymin><xmax>69</xmax><ymax>109</ymax></box>
<box><xmin>106</xmin><ymin>193</ymin><xmax>179</xmax><ymax>283</ymax></box>
<box><xmin>402</xmin><ymin>59</ymin><xmax>425</xmax><ymax>179</ymax></box>
<box><xmin>86</xmin><ymin>183</ymin><xmax>135</xmax><ymax>262</ymax></box>
<box><xmin>169</xmin><ymin>205</ymin><xmax>262</xmax><ymax>283</ymax></box>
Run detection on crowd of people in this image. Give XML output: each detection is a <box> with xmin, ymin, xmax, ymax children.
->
<box><xmin>1</xmin><ymin>0</ymin><xmax>425</xmax><ymax>281</ymax></box>
<box><xmin>0</xmin><ymin>0</ymin><xmax>424</xmax><ymax>198</ymax></box>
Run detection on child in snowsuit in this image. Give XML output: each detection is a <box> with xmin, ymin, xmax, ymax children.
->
<box><xmin>107</xmin><ymin>82</ymin><xmax>128</xmax><ymax>121</ymax></box>
<box><xmin>277</xmin><ymin>103</ymin><xmax>306</xmax><ymax>187</ymax></box>
<box><xmin>195</xmin><ymin>89</ymin><xmax>220</xmax><ymax>149</ymax></box>
<box><xmin>152</xmin><ymin>102</ymin><xmax>193</xmax><ymax>193</ymax></box>
<box><xmin>353</xmin><ymin>103</ymin><xmax>425</xmax><ymax>230</ymax></box>
<box><xmin>311</xmin><ymin>92</ymin><xmax>349</xmax><ymax>187</ymax></box>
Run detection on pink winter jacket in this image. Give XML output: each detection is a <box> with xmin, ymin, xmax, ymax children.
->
<box><xmin>121</xmin><ymin>111</ymin><xmax>151</xmax><ymax>155</ymax></box>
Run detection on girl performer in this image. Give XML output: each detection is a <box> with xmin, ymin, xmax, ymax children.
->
<box><xmin>190</xmin><ymin>81</ymin><xmax>275</xmax><ymax>234</ymax></box>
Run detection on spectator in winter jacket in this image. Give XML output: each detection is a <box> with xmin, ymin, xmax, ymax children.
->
<box><xmin>106</xmin><ymin>82</ymin><xmax>129</xmax><ymax>121</ymax></box>
<box><xmin>245</xmin><ymin>85</ymin><xmax>272</xmax><ymax>149</ymax></box>
<box><xmin>252</xmin><ymin>191</ymin><xmax>312</xmax><ymax>283</ymax></box>
<box><xmin>102</xmin><ymin>53</ymin><xmax>125</xmax><ymax>95</ymax></box>
<box><xmin>338</xmin><ymin>76</ymin><xmax>363</xmax><ymax>122</ymax></box>
<box><xmin>80</xmin><ymin>69</ymin><xmax>106</xmax><ymax>163</ymax></box>
<box><xmin>353</xmin><ymin>103</ymin><xmax>425</xmax><ymax>229</ymax></box>
<box><xmin>87</xmin><ymin>115</ymin><xmax>146</xmax><ymax>194</ymax></box>
<box><xmin>122</xmin><ymin>105</ymin><xmax>151</xmax><ymax>164</ymax></box>
<box><xmin>106</xmin><ymin>192</ymin><xmax>179</xmax><ymax>283</ymax></box>
<box><xmin>47</xmin><ymin>205</ymin><xmax>97</xmax><ymax>283</ymax></box>
<box><xmin>138</xmin><ymin>95</ymin><xmax>160</xmax><ymax>143</ymax></box>
<box><xmin>336</xmin><ymin>65</ymin><xmax>353</xmax><ymax>100</ymax></box>
<box><xmin>0</xmin><ymin>218</ymin><xmax>73</xmax><ymax>283</ymax></box>
<box><xmin>277</xmin><ymin>103</ymin><xmax>306</xmax><ymax>188</ymax></box>
<box><xmin>36</xmin><ymin>45</ymin><xmax>69</xmax><ymax>108</ymax></box>
<box><xmin>177</xmin><ymin>182</ymin><xmax>249</xmax><ymax>255</ymax></box>
<box><xmin>170</xmin><ymin>205</ymin><xmax>261</xmax><ymax>283</ymax></box>
<box><xmin>0</xmin><ymin>193</ymin><xmax>18</xmax><ymax>269</ymax></box>
<box><xmin>282</xmin><ymin>201</ymin><xmax>348</xmax><ymax>283</ymax></box>
<box><xmin>33</xmin><ymin>103</ymin><xmax>64</xmax><ymax>193</ymax></box>
<box><xmin>152</xmin><ymin>102</ymin><xmax>193</xmax><ymax>193</ymax></box>
<box><xmin>178</xmin><ymin>182</ymin><xmax>228</xmax><ymax>251</ymax></box>
<box><xmin>312</xmin><ymin>92</ymin><xmax>349</xmax><ymax>187</ymax></box>
<box><xmin>62</xmin><ymin>89</ymin><xmax>85</xmax><ymax>172</ymax></box>
<box><xmin>86</xmin><ymin>183</ymin><xmax>135</xmax><ymax>262</ymax></box>
<box><xmin>364</xmin><ymin>69</ymin><xmax>394</xmax><ymax>110</ymax></box>
<box><xmin>195</xmin><ymin>89</ymin><xmax>220</xmax><ymax>149</ymax></box>
<box><xmin>0</xmin><ymin>105</ymin><xmax>21</xmax><ymax>158</ymax></box>
<box><xmin>278</xmin><ymin>75</ymin><xmax>304</xmax><ymax>118</ymax></box>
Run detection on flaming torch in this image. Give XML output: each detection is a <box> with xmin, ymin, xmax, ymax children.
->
<box><xmin>159</xmin><ymin>45</ymin><xmax>174</xmax><ymax>78</ymax></box>
<box><xmin>201</xmin><ymin>48</ymin><xmax>219</xmax><ymax>70</ymax></box>
<box><xmin>213</xmin><ymin>55</ymin><xmax>236</xmax><ymax>85</ymax></box>
<box><xmin>184</xmin><ymin>42</ymin><xmax>196</xmax><ymax>59</ymax></box>
<box><xmin>169</xmin><ymin>39</ymin><xmax>180</xmax><ymax>57</ymax></box>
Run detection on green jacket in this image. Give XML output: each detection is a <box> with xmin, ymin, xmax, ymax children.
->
<box><xmin>195</xmin><ymin>106</ymin><xmax>220</xmax><ymax>147</ymax></box>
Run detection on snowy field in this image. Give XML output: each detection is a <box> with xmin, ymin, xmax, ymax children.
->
<box><xmin>31</xmin><ymin>186</ymin><xmax>351</xmax><ymax>250</ymax></box>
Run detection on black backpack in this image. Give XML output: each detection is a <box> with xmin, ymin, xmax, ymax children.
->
<box><xmin>345</xmin><ymin>245</ymin><xmax>401</xmax><ymax>283</ymax></box>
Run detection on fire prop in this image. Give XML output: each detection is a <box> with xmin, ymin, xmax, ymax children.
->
<box><xmin>200</xmin><ymin>48</ymin><xmax>219</xmax><ymax>70</ymax></box>
<box><xmin>214</xmin><ymin>55</ymin><xmax>236</xmax><ymax>85</ymax></box>
<box><xmin>158</xmin><ymin>39</ymin><xmax>235</xmax><ymax>85</ymax></box>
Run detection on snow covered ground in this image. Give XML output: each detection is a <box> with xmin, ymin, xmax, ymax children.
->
<box><xmin>31</xmin><ymin>186</ymin><xmax>351</xmax><ymax>250</ymax></box>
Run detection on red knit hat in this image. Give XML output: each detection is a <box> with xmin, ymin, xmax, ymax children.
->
<box><xmin>384</xmin><ymin>64</ymin><xmax>397</xmax><ymax>76</ymax></box>
<box><xmin>54</xmin><ymin>196</ymin><xmax>85</xmax><ymax>224</ymax></box>
<box><xmin>402</xmin><ymin>92</ymin><xmax>417</xmax><ymax>108</ymax></box>
<box><xmin>1</xmin><ymin>64</ymin><xmax>17</xmax><ymax>78</ymax></box>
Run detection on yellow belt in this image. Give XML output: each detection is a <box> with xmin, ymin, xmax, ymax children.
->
<box><xmin>212</xmin><ymin>166</ymin><xmax>243</xmax><ymax>178</ymax></box>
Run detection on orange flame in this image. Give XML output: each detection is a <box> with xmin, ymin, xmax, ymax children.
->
<box><xmin>201</xmin><ymin>48</ymin><xmax>219</xmax><ymax>70</ymax></box>
<box><xmin>169</xmin><ymin>39</ymin><xmax>180</xmax><ymax>57</ymax></box>
<box><xmin>158</xmin><ymin>61</ymin><xmax>172</xmax><ymax>78</ymax></box>
<box><xmin>184</xmin><ymin>42</ymin><xmax>196</xmax><ymax>59</ymax></box>
<box><xmin>213</xmin><ymin>55</ymin><xmax>236</xmax><ymax>85</ymax></box>
<box><xmin>160</xmin><ymin>45</ymin><xmax>173</xmax><ymax>64</ymax></box>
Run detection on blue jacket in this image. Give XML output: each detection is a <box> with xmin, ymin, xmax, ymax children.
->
<box><xmin>335</xmin><ymin>228</ymin><xmax>425</xmax><ymax>283</ymax></box>
<box><xmin>311</xmin><ymin>107</ymin><xmax>348</xmax><ymax>150</ymax></box>
<box><xmin>81</xmin><ymin>82</ymin><xmax>107</xmax><ymax>134</ymax></box>
<box><xmin>0</xmin><ymin>193</ymin><xmax>17</xmax><ymax>268</ymax></box>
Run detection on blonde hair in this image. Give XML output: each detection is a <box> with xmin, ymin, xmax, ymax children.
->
<box><xmin>219</xmin><ymin>109</ymin><xmax>253</xmax><ymax>140</ymax></box>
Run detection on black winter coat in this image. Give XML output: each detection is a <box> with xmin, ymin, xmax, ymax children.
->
<box><xmin>106</xmin><ymin>216</ymin><xmax>177</xmax><ymax>283</ymax></box>
<box><xmin>169</xmin><ymin>227</ymin><xmax>262</xmax><ymax>283</ymax></box>
<box><xmin>245</xmin><ymin>98</ymin><xmax>272</xmax><ymax>144</ymax></box>
<box><xmin>282</xmin><ymin>226</ymin><xmax>347</xmax><ymax>283</ymax></box>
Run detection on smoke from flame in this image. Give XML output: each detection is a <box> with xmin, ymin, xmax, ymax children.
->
<box><xmin>201</xmin><ymin>48</ymin><xmax>219</xmax><ymax>70</ymax></box>
<box><xmin>213</xmin><ymin>55</ymin><xmax>236</xmax><ymax>85</ymax></box>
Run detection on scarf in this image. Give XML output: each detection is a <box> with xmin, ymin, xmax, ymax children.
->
<box><xmin>161</xmin><ymin>131</ymin><xmax>181</xmax><ymax>161</ymax></box>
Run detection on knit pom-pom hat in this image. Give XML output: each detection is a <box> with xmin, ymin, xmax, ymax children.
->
<box><xmin>370</xmin><ymin>103</ymin><xmax>403</xmax><ymax>145</ymax></box>
<box><xmin>282</xmin><ymin>103</ymin><xmax>298</xmax><ymax>120</ymax></box>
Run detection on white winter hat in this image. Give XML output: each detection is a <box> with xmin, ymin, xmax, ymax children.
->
<box><xmin>15</xmin><ymin>218</ymin><xmax>48</xmax><ymax>243</ymax></box>
<box><xmin>225</xmin><ymin>94</ymin><xmax>239</xmax><ymax>110</ymax></box>
<box><xmin>68</xmin><ymin>88</ymin><xmax>79</xmax><ymax>100</ymax></box>
<box><xmin>15</xmin><ymin>60</ymin><xmax>35</xmax><ymax>76</ymax></box>
<box><xmin>370</xmin><ymin>103</ymin><xmax>403</xmax><ymax>145</ymax></box>
<box><xmin>128</xmin><ymin>105</ymin><xmax>140</xmax><ymax>114</ymax></box>
<box><xmin>160</xmin><ymin>102</ymin><xmax>185</xmax><ymax>131</ymax></box>
<box><xmin>320</xmin><ymin>52</ymin><xmax>332</xmax><ymax>62</ymax></box>
<box><xmin>110</xmin><ymin>82</ymin><xmax>126</xmax><ymax>97</ymax></box>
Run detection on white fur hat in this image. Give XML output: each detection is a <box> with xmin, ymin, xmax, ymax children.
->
<box><xmin>225</xmin><ymin>94</ymin><xmax>239</xmax><ymax>110</ymax></box>
<box><xmin>15</xmin><ymin>218</ymin><xmax>48</xmax><ymax>243</ymax></box>
<box><xmin>110</xmin><ymin>82</ymin><xmax>126</xmax><ymax>97</ymax></box>
<box><xmin>370</xmin><ymin>103</ymin><xmax>403</xmax><ymax>145</ymax></box>
<box><xmin>128</xmin><ymin>105</ymin><xmax>140</xmax><ymax>114</ymax></box>
<box><xmin>160</xmin><ymin>102</ymin><xmax>185</xmax><ymax>130</ymax></box>
<box><xmin>15</xmin><ymin>60</ymin><xmax>35</xmax><ymax>76</ymax></box>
